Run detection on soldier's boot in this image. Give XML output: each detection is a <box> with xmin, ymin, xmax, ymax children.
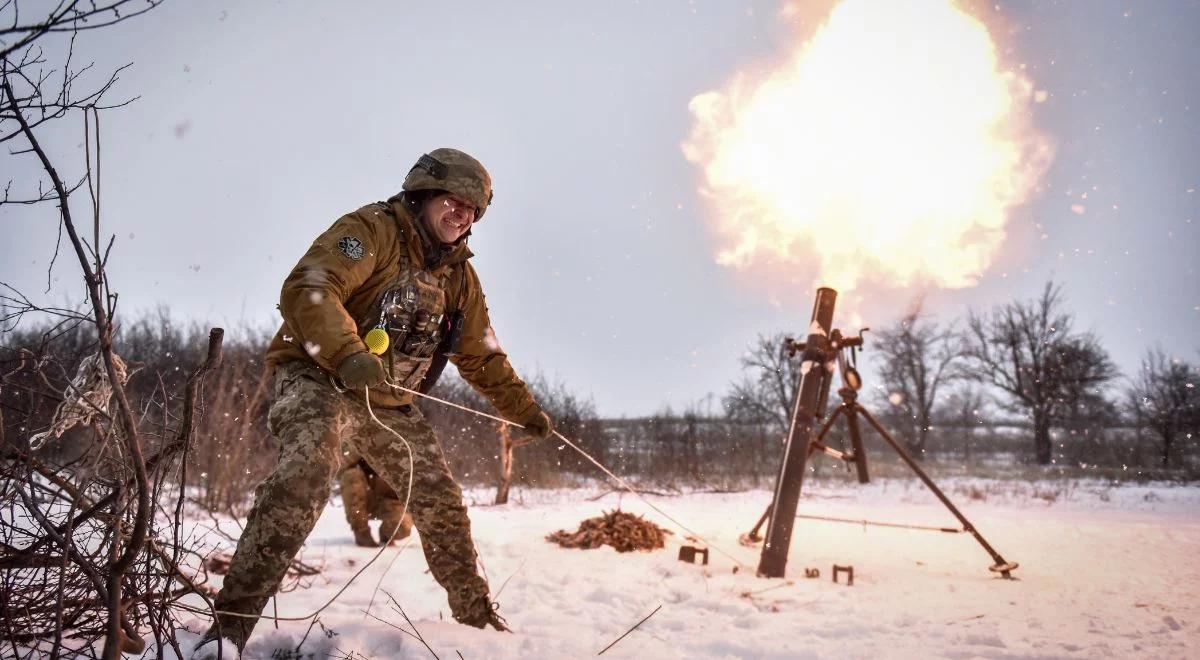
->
<box><xmin>351</xmin><ymin>524</ymin><xmax>377</xmax><ymax>548</ymax></box>
<box><xmin>456</xmin><ymin>594</ymin><xmax>511</xmax><ymax>632</ymax></box>
<box><xmin>373</xmin><ymin>479</ymin><xmax>413</xmax><ymax>545</ymax></box>
<box><xmin>378</xmin><ymin>511</ymin><xmax>413</xmax><ymax>545</ymax></box>
<box><xmin>338</xmin><ymin>464</ymin><xmax>376</xmax><ymax>547</ymax></box>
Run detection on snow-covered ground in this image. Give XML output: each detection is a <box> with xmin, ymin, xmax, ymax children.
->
<box><xmin>173</xmin><ymin>478</ymin><xmax>1200</xmax><ymax>659</ymax></box>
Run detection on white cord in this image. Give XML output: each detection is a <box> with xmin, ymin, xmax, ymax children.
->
<box><xmin>387</xmin><ymin>380</ymin><xmax>751</xmax><ymax>570</ymax></box>
<box><xmin>365</xmin><ymin>535</ymin><xmax>414</xmax><ymax>620</ymax></box>
<box><xmin>388</xmin><ymin>380</ymin><xmax>520</xmax><ymax>427</ymax></box>
<box><xmin>550</xmin><ymin>430</ymin><xmax>749</xmax><ymax>569</ymax></box>
<box><xmin>214</xmin><ymin>384</ymin><xmax>415</xmax><ymax>622</ymax></box>
<box><xmin>218</xmin><ymin>375</ymin><xmax>754</xmax><ymax>627</ymax></box>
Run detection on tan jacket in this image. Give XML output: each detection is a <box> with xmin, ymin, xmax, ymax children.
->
<box><xmin>265</xmin><ymin>199</ymin><xmax>541</xmax><ymax>423</ymax></box>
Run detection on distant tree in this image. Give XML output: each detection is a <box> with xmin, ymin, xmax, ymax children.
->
<box><xmin>962</xmin><ymin>282</ymin><xmax>1118</xmax><ymax>464</ymax></box>
<box><xmin>723</xmin><ymin>332</ymin><xmax>801</xmax><ymax>432</ymax></box>
<box><xmin>942</xmin><ymin>385</ymin><xmax>985</xmax><ymax>462</ymax></box>
<box><xmin>872</xmin><ymin>299</ymin><xmax>960</xmax><ymax>456</ymax></box>
<box><xmin>1126</xmin><ymin>348</ymin><xmax>1199</xmax><ymax>468</ymax></box>
<box><xmin>1055</xmin><ymin>339</ymin><xmax>1122</xmax><ymax>445</ymax></box>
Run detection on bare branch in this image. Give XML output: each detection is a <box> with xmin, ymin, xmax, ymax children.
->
<box><xmin>960</xmin><ymin>281</ymin><xmax>1118</xmax><ymax>464</ymax></box>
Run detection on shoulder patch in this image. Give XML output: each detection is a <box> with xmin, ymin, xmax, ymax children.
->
<box><xmin>338</xmin><ymin>236</ymin><xmax>365</xmax><ymax>261</ymax></box>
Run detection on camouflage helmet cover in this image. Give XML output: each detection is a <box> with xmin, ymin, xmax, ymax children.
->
<box><xmin>402</xmin><ymin>148</ymin><xmax>494</xmax><ymax>220</ymax></box>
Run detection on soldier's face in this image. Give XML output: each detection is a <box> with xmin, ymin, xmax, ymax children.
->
<box><xmin>421</xmin><ymin>193</ymin><xmax>477</xmax><ymax>244</ymax></box>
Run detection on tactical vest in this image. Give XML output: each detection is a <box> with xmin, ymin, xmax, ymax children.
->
<box><xmin>360</xmin><ymin>255</ymin><xmax>456</xmax><ymax>390</ymax></box>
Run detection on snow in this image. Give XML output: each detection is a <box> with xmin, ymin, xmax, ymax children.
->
<box><xmin>188</xmin><ymin>636</ymin><xmax>241</xmax><ymax>660</ymax></box>
<box><xmin>168</xmin><ymin>478</ymin><xmax>1200</xmax><ymax>659</ymax></box>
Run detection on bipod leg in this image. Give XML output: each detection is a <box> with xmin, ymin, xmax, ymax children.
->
<box><xmin>746</xmin><ymin>406</ymin><xmax>845</xmax><ymax>547</ymax></box>
<box><xmin>855</xmin><ymin>404</ymin><xmax>1019</xmax><ymax>578</ymax></box>
<box><xmin>740</xmin><ymin>504</ymin><xmax>772</xmax><ymax>546</ymax></box>
<box><xmin>808</xmin><ymin>405</ymin><xmax>846</xmax><ymax>458</ymax></box>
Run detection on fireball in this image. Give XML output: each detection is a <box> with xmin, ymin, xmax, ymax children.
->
<box><xmin>683</xmin><ymin>0</ymin><xmax>1053</xmax><ymax>294</ymax></box>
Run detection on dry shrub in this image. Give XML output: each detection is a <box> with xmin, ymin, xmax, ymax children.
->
<box><xmin>186</xmin><ymin>346</ymin><xmax>273</xmax><ymax>515</ymax></box>
<box><xmin>546</xmin><ymin>509</ymin><xmax>672</xmax><ymax>553</ymax></box>
<box><xmin>1033</xmin><ymin>486</ymin><xmax>1061</xmax><ymax>503</ymax></box>
<box><xmin>948</xmin><ymin>482</ymin><xmax>988</xmax><ymax>501</ymax></box>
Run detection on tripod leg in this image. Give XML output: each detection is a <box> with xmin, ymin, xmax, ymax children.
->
<box><xmin>856</xmin><ymin>404</ymin><xmax>1018</xmax><ymax>578</ymax></box>
<box><xmin>844</xmin><ymin>405</ymin><xmax>871</xmax><ymax>484</ymax></box>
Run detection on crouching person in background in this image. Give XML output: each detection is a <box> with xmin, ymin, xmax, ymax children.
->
<box><xmin>339</xmin><ymin>449</ymin><xmax>413</xmax><ymax>547</ymax></box>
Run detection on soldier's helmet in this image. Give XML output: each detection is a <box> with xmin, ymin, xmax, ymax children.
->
<box><xmin>402</xmin><ymin>148</ymin><xmax>494</xmax><ymax>221</ymax></box>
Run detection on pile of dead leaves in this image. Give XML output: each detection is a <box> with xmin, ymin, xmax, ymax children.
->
<box><xmin>546</xmin><ymin>509</ymin><xmax>672</xmax><ymax>553</ymax></box>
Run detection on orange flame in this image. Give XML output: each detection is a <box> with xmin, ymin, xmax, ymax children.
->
<box><xmin>683</xmin><ymin>0</ymin><xmax>1053</xmax><ymax>294</ymax></box>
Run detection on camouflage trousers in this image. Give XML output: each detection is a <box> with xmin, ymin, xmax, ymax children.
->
<box><xmin>210</xmin><ymin>361</ymin><xmax>491</xmax><ymax>648</ymax></box>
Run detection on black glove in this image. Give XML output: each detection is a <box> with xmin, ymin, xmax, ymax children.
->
<box><xmin>513</xmin><ymin>409</ymin><xmax>553</xmax><ymax>446</ymax></box>
<box><xmin>337</xmin><ymin>352</ymin><xmax>386</xmax><ymax>390</ymax></box>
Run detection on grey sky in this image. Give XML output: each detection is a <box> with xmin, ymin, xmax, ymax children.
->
<box><xmin>2</xmin><ymin>0</ymin><xmax>1197</xmax><ymax>416</ymax></box>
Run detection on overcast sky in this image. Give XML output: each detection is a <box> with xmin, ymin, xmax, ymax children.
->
<box><xmin>2</xmin><ymin>0</ymin><xmax>1197</xmax><ymax>416</ymax></box>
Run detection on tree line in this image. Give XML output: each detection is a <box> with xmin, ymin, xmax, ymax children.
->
<box><xmin>5</xmin><ymin>279</ymin><xmax>1195</xmax><ymax>518</ymax></box>
<box><xmin>727</xmin><ymin>281</ymin><xmax>1198</xmax><ymax>471</ymax></box>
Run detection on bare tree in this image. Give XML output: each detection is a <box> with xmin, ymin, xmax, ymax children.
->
<box><xmin>961</xmin><ymin>282</ymin><xmax>1118</xmax><ymax>465</ymax></box>
<box><xmin>1055</xmin><ymin>339</ymin><xmax>1121</xmax><ymax>444</ymax></box>
<box><xmin>723</xmin><ymin>332</ymin><xmax>801</xmax><ymax>432</ymax></box>
<box><xmin>0</xmin><ymin>4</ymin><xmax>236</xmax><ymax>659</ymax></box>
<box><xmin>1127</xmin><ymin>348</ymin><xmax>1198</xmax><ymax>468</ymax></box>
<box><xmin>942</xmin><ymin>385</ymin><xmax>985</xmax><ymax>462</ymax></box>
<box><xmin>872</xmin><ymin>300</ymin><xmax>960</xmax><ymax>456</ymax></box>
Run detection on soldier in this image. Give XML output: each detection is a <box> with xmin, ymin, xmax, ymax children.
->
<box><xmin>195</xmin><ymin>148</ymin><xmax>553</xmax><ymax>657</ymax></box>
<box><xmin>339</xmin><ymin>448</ymin><xmax>413</xmax><ymax>547</ymax></box>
